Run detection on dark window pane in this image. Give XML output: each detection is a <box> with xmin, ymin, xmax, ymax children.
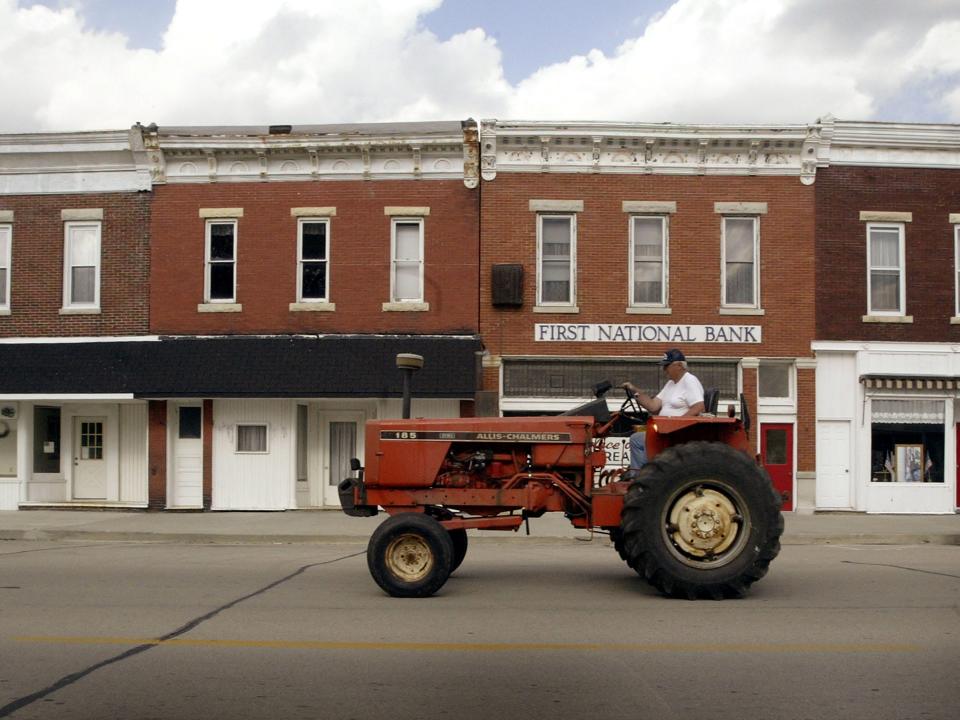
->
<box><xmin>209</xmin><ymin>264</ymin><xmax>234</xmax><ymax>300</ymax></box>
<box><xmin>759</xmin><ymin>364</ymin><xmax>790</xmax><ymax>398</ymax></box>
<box><xmin>71</xmin><ymin>266</ymin><xmax>96</xmax><ymax>304</ymax></box>
<box><xmin>301</xmin><ymin>262</ymin><xmax>327</xmax><ymax>299</ymax></box>
<box><xmin>33</xmin><ymin>406</ymin><xmax>61</xmax><ymax>473</ymax></box>
<box><xmin>765</xmin><ymin>429</ymin><xmax>787</xmax><ymax>464</ymax></box>
<box><xmin>301</xmin><ymin>223</ymin><xmax>327</xmax><ymax>260</ymax></box>
<box><xmin>210</xmin><ymin>225</ymin><xmax>234</xmax><ymax>260</ymax></box>
<box><xmin>179</xmin><ymin>407</ymin><xmax>202</xmax><ymax>439</ymax></box>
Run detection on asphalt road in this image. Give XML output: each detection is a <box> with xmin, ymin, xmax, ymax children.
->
<box><xmin>0</xmin><ymin>539</ymin><xmax>958</xmax><ymax>720</ymax></box>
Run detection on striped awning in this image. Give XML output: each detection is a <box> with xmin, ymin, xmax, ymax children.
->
<box><xmin>861</xmin><ymin>376</ymin><xmax>957</xmax><ymax>391</ymax></box>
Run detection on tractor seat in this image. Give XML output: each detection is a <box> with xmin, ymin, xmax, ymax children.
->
<box><xmin>702</xmin><ymin>387</ymin><xmax>720</xmax><ymax>416</ymax></box>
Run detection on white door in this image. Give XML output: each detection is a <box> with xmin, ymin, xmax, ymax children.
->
<box><xmin>172</xmin><ymin>405</ymin><xmax>203</xmax><ymax>508</ymax></box>
<box><xmin>816</xmin><ymin>420</ymin><xmax>852</xmax><ymax>509</ymax></box>
<box><xmin>320</xmin><ymin>412</ymin><xmax>364</xmax><ymax>507</ymax></box>
<box><xmin>74</xmin><ymin>417</ymin><xmax>107</xmax><ymax>499</ymax></box>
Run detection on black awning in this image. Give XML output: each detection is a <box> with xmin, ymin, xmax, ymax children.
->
<box><xmin>0</xmin><ymin>335</ymin><xmax>481</xmax><ymax>398</ymax></box>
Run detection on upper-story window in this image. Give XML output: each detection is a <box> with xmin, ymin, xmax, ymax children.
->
<box><xmin>390</xmin><ymin>218</ymin><xmax>424</xmax><ymax>303</ymax></box>
<box><xmin>206</xmin><ymin>220</ymin><xmax>237</xmax><ymax>303</ymax></box>
<box><xmin>721</xmin><ymin>216</ymin><xmax>759</xmax><ymax>308</ymax></box>
<box><xmin>0</xmin><ymin>224</ymin><xmax>10</xmax><ymax>311</ymax></box>
<box><xmin>867</xmin><ymin>222</ymin><xmax>905</xmax><ymax>315</ymax></box>
<box><xmin>298</xmin><ymin>218</ymin><xmax>329</xmax><ymax>302</ymax></box>
<box><xmin>63</xmin><ymin>221</ymin><xmax>101</xmax><ymax>309</ymax></box>
<box><xmin>630</xmin><ymin>216</ymin><xmax>668</xmax><ymax>307</ymax></box>
<box><xmin>954</xmin><ymin>224</ymin><xmax>960</xmax><ymax>318</ymax></box>
<box><xmin>538</xmin><ymin>214</ymin><xmax>576</xmax><ymax>306</ymax></box>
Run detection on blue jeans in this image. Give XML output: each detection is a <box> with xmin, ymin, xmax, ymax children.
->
<box><xmin>629</xmin><ymin>431</ymin><xmax>647</xmax><ymax>469</ymax></box>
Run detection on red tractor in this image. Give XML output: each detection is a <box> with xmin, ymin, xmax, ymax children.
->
<box><xmin>339</xmin><ymin>382</ymin><xmax>783</xmax><ymax>599</ymax></box>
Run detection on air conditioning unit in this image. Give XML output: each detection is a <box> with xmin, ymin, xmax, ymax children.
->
<box><xmin>0</xmin><ymin>403</ymin><xmax>18</xmax><ymax>420</ymax></box>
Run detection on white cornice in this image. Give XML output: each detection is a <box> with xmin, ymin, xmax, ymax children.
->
<box><xmin>816</xmin><ymin>116</ymin><xmax>960</xmax><ymax>170</ymax></box>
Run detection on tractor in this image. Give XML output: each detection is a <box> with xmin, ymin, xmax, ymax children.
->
<box><xmin>339</xmin><ymin>381</ymin><xmax>784</xmax><ymax>599</ymax></box>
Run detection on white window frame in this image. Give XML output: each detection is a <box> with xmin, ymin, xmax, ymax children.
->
<box><xmin>537</xmin><ymin>213</ymin><xmax>577</xmax><ymax>307</ymax></box>
<box><xmin>235</xmin><ymin>423</ymin><xmax>269</xmax><ymax>454</ymax></box>
<box><xmin>720</xmin><ymin>215</ymin><xmax>760</xmax><ymax>309</ymax></box>
<box><xmin>205</xmin><ymin>219</ymin><xmax>237</xmax><ymax>304</ymax></box>
<box><xmin>390</xmin><ymin>217</ymin><xmax>424</xmax><ymax>303</ymax></box>
<box><xmin>628</xmin><ymin>215</ymin><xmax>668</xmax><ymax>308</ymax></box>
<box><xmin>297</xmin><ymin>218</ymin><xmax>330</xmax><ymax>303</ymax></box>
<box><xmin>866</xmin><ymin>222</ymin><xmax>906</xmax><ymax>316</ymax></box>
<box><xmin>0</xmin><ymin>224</ymin><xmax>11</xmax><ymax>311</ymax></box>
<box><xmin>63</xmin><ymin>221</ymin><xmax>101</xmax><ymax>310</ymax></box>
<box><xmin>954</xmin><ymin>225</ymin><xmax>960</xmax><ymax>318</ymax></box>
<box><xmin>757</xmin><ymin>361</ymin><xmax>795</xmax><ymax>409</ymax></box>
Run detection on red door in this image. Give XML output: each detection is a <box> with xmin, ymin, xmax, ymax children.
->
<box><xmin>761</xmin><ymin>423</ymin><xmax>793</xmax><ymax>511</ymax></box>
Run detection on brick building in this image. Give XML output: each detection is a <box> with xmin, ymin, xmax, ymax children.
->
<box><xmin>140</xmin><ymin>122</ymin><xmax>481</xmax><ymax>510</ymax></box>
<box><xmin>477</xmin><ymin>120</ymin><xmax>822</xmax><ymax>510</ymax></box>
<box><xmin>812</xmin><ymin>117</ymin><xmax>960</xmax><ymax>513</ymax></box>
<box><xmin>0</xmin><ymin>129</ymin><xmax>154</xmax><ymax>510</ymax></box>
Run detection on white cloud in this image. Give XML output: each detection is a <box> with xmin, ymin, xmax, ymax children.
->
<box><xmin>0</xmin><ymin>0</ymin><xmax>958</xmax><ymax>132</ymax></box>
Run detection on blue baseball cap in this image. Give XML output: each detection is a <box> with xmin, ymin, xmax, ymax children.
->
<box><xmin>659</xmin><ymin>348</ymin><xmax>686</xmax><ymax>366</ymax></box>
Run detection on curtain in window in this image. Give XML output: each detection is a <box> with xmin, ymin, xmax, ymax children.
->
<box><xmin>872</xmin><ymin>399</ymin><xmax>944</xmax><ymax>424</ymax></box>
<box><xmin>68</xmin><ymin>225</ymin><xmax>98</xmax><ymax>304</ymax></box>
<box><xmin>541</xmin><ymin>217</ymin><xmax>571</xmax><ymax>302</ymax></box>
<box><xmin>394</xmin><ymin>223</ymin><xmax>421</xmax><ymax>300</ymax></box>
<box><xmin>0</xmin><ymin>229</ymin><xmax>9</xmax><ymax>303</ymax></box>
<box><xmin>329</xmin><ymin>421</ymin><xmax>356</xmax><ymax>486</ymax></box>
<box><xmin>633</xmin><ymin>218</ymin><xmax>663</xmax><ymax>304</ymax></box>
<box><xmin>237</xmin><ymin>425</ymin><xmax>267</xmax><ymax>452</ymax></box>
<box><xmin>724</xmin><ymin>218</ymin><xmax>755</xmax><ymax>305</ymax></box>
<box><xmin>869</xmin><ymin>227</ymin><xmax>901</xmax><ymax>312</ymax></box>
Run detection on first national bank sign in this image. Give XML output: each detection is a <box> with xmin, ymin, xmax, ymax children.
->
<box><xmin>535</xmin><ymin>323</ymin><xmax>761</xmax><ymax>343</ymax></box>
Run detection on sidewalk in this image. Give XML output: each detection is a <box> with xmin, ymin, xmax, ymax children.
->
<box><xmin>1</xmin><ymin>509</ymin><xmax>959</xmax><ymax>546</ymax></box>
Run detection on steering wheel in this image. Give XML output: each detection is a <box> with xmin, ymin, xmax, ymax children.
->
<box><xmin>619</xmin><ymin>388</ymin><xmax>648</xmax><ymax>424</ymax></box>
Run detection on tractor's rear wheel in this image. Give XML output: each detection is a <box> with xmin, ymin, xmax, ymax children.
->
<box><xmin>367</xmin><ymin>513</ymin><xmax>455</xmax><ymax>598</ymax></box>
<box><xmin>448</xmin><ymin>528</ymin><xmax>468</xmax><ymax>573</ymax></box>
<box><xmin>620</xmin><ymin>441</ymin><xmax>783</xmax><ymax>599</ymax></box>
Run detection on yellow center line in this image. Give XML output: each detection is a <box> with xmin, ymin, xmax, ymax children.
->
<box><xmin>13</xmin><ymin>636</ymin><xmax>922</xmax><ymax>653</ymax></box>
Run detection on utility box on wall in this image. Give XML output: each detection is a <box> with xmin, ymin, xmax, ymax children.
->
<box><xmin>491</xmin><ymin>264</ymin><xmax>523</xmax><ymax>307</ymax></box>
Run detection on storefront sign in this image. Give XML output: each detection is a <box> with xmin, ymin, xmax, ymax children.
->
<box><xmin>535</xmin><ymin>323</ymin><xmax>762</xmax><ymax>343</ymax></box>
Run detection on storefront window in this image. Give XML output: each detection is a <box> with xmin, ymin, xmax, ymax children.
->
<box><xmin>870</xmin><ymin>399</ymin><xmax>944</xmax><ymax>483</ymax></box>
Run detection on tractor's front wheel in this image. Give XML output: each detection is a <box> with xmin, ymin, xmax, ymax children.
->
<box><xmin>620</xmin><ymin>441</ymin><xmax>783</xmax><ymax>599</ymax></box>
<box><xmin>367</xmin><ymin>513</ymin><xmax>455</xmax><ymax>597</ymax></box>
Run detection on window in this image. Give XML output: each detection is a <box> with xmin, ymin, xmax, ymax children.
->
<box><xmin>867</xmin><ymin>223</ymin><xmax>905</xmax><ymax>315</ymax></box>
<box><xmin>630</xmin><ymin>216</ymin><xmax>667</xmax><ymax>306</ymax></box>
<box><xmin>391</xmin><ymin>218</ymin><xmax>424</xmax><ymax>302</ymax></box>
<box><xmin>298</xmin><ymin>219</ymin><xmax>329</xmax><ymax>302</ymax></box>
<box><xmin>722</xmin><ymin>216</ymin><xmax>759</xmax><ymax>307</ymax></box>
<box><xmin>33</xmin><ymin>406</ymin><xmax>61</xmax><ymax>474</ymax></box>
<box><xmin>955</xmin><ymin>225</ymin><xmax>960</xmax><ymax>317</ymax></box>
<box><xmin>63</xmin><ymin>222</ymin><xmax>101</xmax><ymax>308</ymax></box>
<box><xmin>870</xmin><ymin>399</ymin><xmax>944</xmax><ymax>483</ymax></box>
<box><xmin>296</xmin><ymin>405</ymin><xmax>308</xmax><ymax>482</ymax></box>
<box><xmin>178</xmin><ymin>407</ymin><xmax>202</xmax><ymax>440</ymax></box>
<box><xmin>0</xmin><ymin>224</ymin><xmax>10</xmax><ymax>310</ymax></box>
<box><xmin>758</xmin><ymin>362</ymin><xmax>792</xmax><ymax>401</ymax></box>
<box><xmin>538</xmin><ymin>215</ymin><xmax>576</xmax><ymax>305</ymax></box>
<box><xmin>206</xmin><ymin>220</ymin><xmax>237</xmax><ymax>302</ymax></box>
<box><xmin>236</xmin><ymin>424</ymin><xmax>268</xmax><ymax>453</ymax></box>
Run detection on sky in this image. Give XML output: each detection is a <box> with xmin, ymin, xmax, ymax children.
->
<box><xmin>1</xmin><ymin>0</ymin><xmax>959</xmax><ymax>133</ymax></box>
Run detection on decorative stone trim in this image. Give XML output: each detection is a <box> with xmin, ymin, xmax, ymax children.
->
<box><xmin>199</xmin><ymin>208</ymin><xmax>243</xmax><ymax>219</ymax></box>
<box><xmin>384</xmin><ymin>206</ymin><xmax>429</xmax><ymax>217</ymax></box>
<box><xmin>289</xmin><ymin>302</ymin><xmax>336</xmax><ymax>312</ymax></box>
<box><xmin>862</xmin><ymin>315</ymin><xmax>913</xmax><ymax>323</ymax></box>
<box><xmin>949</xmin><ymin>317</ymin><xmax>960</xmax><ymax>325</ymax></box>
<box><xmin>795</xmin><ymin>358</ymin><xmax>818</xmax><ymax>370</ymax></box>
<box><xmin>950</xmin><ymin>213</ymin><xmax>960</xmax><ymax>224</ymax></box>
<box><xmin>0</xmin><ymin>308</ymin><xmax>10</xmax><ymax>316</ymax></box>
<box><xmin>719</xmin><ymin>308</ymin><xmax>765</xmax><ymax>316</ymax></box>
<box><xmin>529</xmin><ymin>199</ymin><xmax>583</xmax><ymax>213</ymax></box>
<box><xmin>532</xmin><ymin>305</ymin><xmax>580</xmax><ymax>314</ymax></box>
<box><xmin>859</xmin><ymin>211</ymin><xmax>912</xmax><ymax>222</ymax></box>
<box><xmin>626</xmin><ymin>306</ymin><xmax>672</xmax><ymax>315</ymax></box>
<box><xmin>482</xmin><ymin>354</ymin><xmax>502</xmax><ymax>368</ymax></box>
<box><xmin>382</xmin><ymin>301</ymin><xmax>429</xmax><ymax>311</ymax></box>
<box><xmin>796</xmin><ymin>471</ymin><xmax>816</xmax><ymax>480</ymax></box>
<box><xmin>622</xmin><ymin>201</ymin><xmax>676</xmax><ymax>214</ymax></box>
<box><xmin>290</xmin><ymin>207</ymin><xmax>336</xmax><ymax>217</ymax></box>
<box><xmin>198</xmin><ymin>303</ymin><xmax>243</xmax><ymax>312</ymax></box>
<box><xmin>740</xmin><ymin>357</ymin><xmax>760</xmax><ymax>369</ymax></box>
<box><xmin>863</xmin><ymin>377</ymin><xmax>955</xmax><ymax>390</ymax></box>
<box><xmin>61</xmin><ymin>209</ymin><xmax>103</xmax><ymax>221</ymax></box>
<box><xmin>714</xmin><ymin>202</ymin><xmax>767</xmax><ymax>215</ymax></box>
<box><xmin>0</xmin><ymin>210</ymin><xmax>13</xmax><ymax>222</ymax></box>
<box><xmin>59</xmin><ymin>307</ymin><xmax>101</xmax><ymax>315</ymax></box>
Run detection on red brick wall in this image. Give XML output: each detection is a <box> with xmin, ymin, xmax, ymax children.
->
<box><xmin>815</xmin><ymin>165</ymin><xmax>960</xmax><ymax>341</ymax></box>
<box><xmin>150</xmin><ymin>181</ymin><xmax>479</xmax><ymax>335</ymax></box>
<box><xmin>148</xmin><ymin>400</ymin><xmax>167</xmax><ymax>509</ymax></box>
<box><xmin>0</xmin><ymin>193</ymin><xmax>150</xmax><ymax>337</ymax></box>
<box><xmin>796</xmin><ymin>367</ymin><xmax>815</xmax><ymax>471</ymax></box>
<box><xmin>479</xmin><ymin>173</ymin><xmax>816</xmax><ymax>363</ymax></box>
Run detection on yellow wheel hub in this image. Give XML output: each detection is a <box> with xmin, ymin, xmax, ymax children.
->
<box><xmin>385</xmin><ymin>533</ymin><xmax>434</xmax><ymax>582</ymax></box>
<box><xmin>667</xmin><ymin>486</ymin><xmax>741</xmax><ymax>559</ymax></box>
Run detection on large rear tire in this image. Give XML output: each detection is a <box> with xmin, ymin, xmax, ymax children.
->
<box><xmin>620</xmin><ymin>441</ymin><xmax>783</xmax><ymax>600</ymax></box>
<box><xmin>367</xmin><ymin>513</ymin><xmax>455</xmax><ymax>598</ymax></box>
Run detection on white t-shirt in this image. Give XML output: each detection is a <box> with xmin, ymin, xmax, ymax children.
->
<box><xmin>655</xmin><ymin>372</ymin><xmax>705</xmax><ymax>417</ymax></box>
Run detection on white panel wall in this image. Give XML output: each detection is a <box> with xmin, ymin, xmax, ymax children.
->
<box><xmin>212</xmin><ymin>399</ymin><xmax>295</xmax><ymax>510</ymax></box>
<box><xmin>119</xmin><ymin>404</ymin><xmax>148</xmax><ymax>504</ymax></box>
<box><xmin>378</xmin><ymin>398</ymin><xmax>462</xmax><ymax>419</ymax></box>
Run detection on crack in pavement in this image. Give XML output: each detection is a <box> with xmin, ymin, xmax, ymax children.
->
<box><xmin>842</xmin><ymin>559</ymin><xmax>960</xmax><ymax>580</ymax></box>
<box><xmin>0</xmin><ymin>549</ymin><xmax>366</xmax><ymax>718</ymax></box>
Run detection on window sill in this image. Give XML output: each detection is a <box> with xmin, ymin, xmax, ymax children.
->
<box><xmin>59</xmin><ymin>307</ymin><xmax>101</xmax><ymax>315</ymax></box>
<box><xmin>862</xmin><ymin>314</ymin><xmax>913</xmax><ymax>324</ymax></box>
<box><xmin>533</xmin><ymin>305</ymin><xmax>580</xmax><ymax>314</ymax></box>
<box><xmin>198</xmin><ymin>303</ymin><xmax>242</xmax><ymax>313</ymax></box>
<box><xmin>382</xmin><ymin>301</ymin><xmax>429</xmax><ymax>312</ymax></box>
<box><xmin>625</xmin><ymin>306</ymin><xmax>672</xmax><ymax>315</ymax></box>
<box><xmin>719</xmin><ymin>307</ymin><xmax>765</xmax><ymax>316</ymax></box>
<box><xmin>0</xmin><ymin>308</ymin><xmax>9</xmax><ymax>316</ymax></box>
<box><xmin>289</xmin><ymin>302</ymin><xmax>336</xmax><ymax>312</ymax></box>
<box><xmin>950</xmin><ymin>317</ymin><xmax>960</xmax><ymax>325</ymax></box>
